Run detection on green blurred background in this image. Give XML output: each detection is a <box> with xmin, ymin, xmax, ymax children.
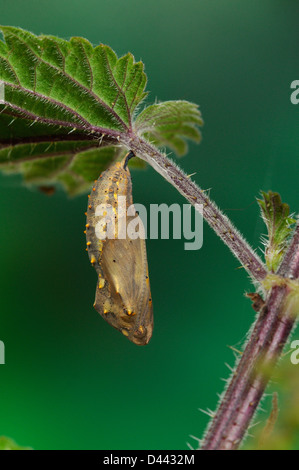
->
<box><xmin>0</xmin><ymin>0</ymin><xmax>298</xmax><ymax>450</ymax></box>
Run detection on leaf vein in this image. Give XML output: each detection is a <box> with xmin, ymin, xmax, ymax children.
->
<box><xmin>4</xmin><ymin>31</ymin><xmax>128</xmax><ymax>131</ymax></box>
<box><xmin>101</xmin><ymin>46</ymin><xmax>131</xmax><ymax>128</ymax></box>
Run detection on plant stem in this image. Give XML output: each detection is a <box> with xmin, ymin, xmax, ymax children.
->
<box><xmin>278</xmin><ymin>222</ymin><xmax>299</xmax><ymax>278</ymax></box>
<box><xmin>200</xmin><ymin>223</ymin><xmax>299</xmax><ymax>450</ymax></box>
<box><xmin>125</xmin><ymin>136</ymin><xmax>267</xmax><ymax>283</ymax></box>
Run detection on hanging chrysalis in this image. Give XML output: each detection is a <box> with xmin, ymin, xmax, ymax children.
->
<box><xmin>85</xmin><ymin>152</ymin><xmax>153</xmax><ymax>345</ymax></box>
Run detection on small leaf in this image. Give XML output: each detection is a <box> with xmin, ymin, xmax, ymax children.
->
<box><xmin>135</xmin><ymin>100</ymin><xmax>203</xmax><ymax>156</ymax></box>
<box><xmin>257</xmin><ymin>191</ymin><xmax>296</xmax><ymax>272</ymax></box>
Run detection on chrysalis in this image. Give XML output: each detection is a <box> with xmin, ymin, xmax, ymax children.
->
<box><xmin>85</xmin><ymin>153</ymin><xmax>153</xmax><ymax>345</ymax></box>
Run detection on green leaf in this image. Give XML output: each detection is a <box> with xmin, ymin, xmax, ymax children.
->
<box><xmin>135</xmin><ymin>100</ymin><xmax>203</xmax><ymax>156</ymax></box>
<box><xmin>0</xmin><ymin>26</ymin><xmax>147</xmax><ymax>129</ymax></box>
<box><xmin>257</xmin><ymin>191</ymin><xmax>296</xmax><ymax>272</ymax></box>
<box><xmin>1</xmin><ymin>145</ymin><xmax>127</xmax><ymax>196</ymax></box>
<box><xmin>0</xmin><ymin>26</ymin><xmax>202</xmax><ymax>193</ymax></box>
<box><xmin>0</xmin><ymin>436</ymin><xmax>32</xmax><ymax>450</ymax></box>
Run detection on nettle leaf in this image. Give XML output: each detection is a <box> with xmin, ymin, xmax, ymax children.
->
<box><xmin>258</xmin><ymin>191</ymin><xmax>296</xmax><ymax>272</ymax></box>
<box><xmin>0</xmin><ymin>26</ymin><xmax>202</xmax><ymax>194</ymax></box>
<box><xmin>135</xmin><ymin>100</ymin><xmax>203</xmax><ymax>156</ymax></box>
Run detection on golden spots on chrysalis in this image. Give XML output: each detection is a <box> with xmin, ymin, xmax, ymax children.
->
<box><xmin>103</xmin><ymin>299</ymin><xmax>111</xmax><ymax>313</ymax></box>
<box><xmin>98</xmin><ymin>278</ymin><xmax>105</xmax><ymax>289</ymax></box>
<box><xmin>91</xmin><ymin>256</ymin><xmax>96</xmax><ymax>264</ymax></box>
<box><xmin>122</xmin><ymin>329</ymin><xmax>129</xmax><ymax>337</ymax></box>
<box><xmin>87</xmin><ymin>241</ymin><xmax>91</xmax><ymax>247</ymax></box>
<box><xmin>85</xmin><ymin>224</ymin><xmax>90</xmax><ymax>229</ymax></box>
<box><xmin>126</xmin><ymin>309</ymin><xmax>135</xmax><ymax>316</ymax></box>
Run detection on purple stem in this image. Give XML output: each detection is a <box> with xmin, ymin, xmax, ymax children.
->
<box><xmin>201</xmin><ymin>223</ymin><xmax>299</xmax><ymax>450</ymax></box>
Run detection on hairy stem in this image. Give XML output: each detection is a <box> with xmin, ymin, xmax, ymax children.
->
<box><xmin>278</xmin><ymin>222</ymin><xmax>299</xmax><ymax>278</ymax></box>
<box><xmin>200</xmin><ymin>223</ymin><xmax>299</xmax><ymax>450</ymax></box>
<box><xmin>125</xmin><ymin>135</ymin><xmax>267</xmax><ymax>282</ymax></box>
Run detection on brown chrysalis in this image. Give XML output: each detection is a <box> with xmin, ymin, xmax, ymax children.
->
<box><xmin>85</xmin><ymin>152</ymin><xmax>153</xmax><ymax>345</ymax></box>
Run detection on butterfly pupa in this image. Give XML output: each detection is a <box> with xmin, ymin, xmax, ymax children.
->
<box><xmin>85</xmin><ymin>153</ymin><xmax>153</xmax><ymax>345</ymax></box>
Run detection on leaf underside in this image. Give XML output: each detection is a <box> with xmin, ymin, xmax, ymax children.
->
<box><xmin>0</xmin><ymin>26</ymin><xmax>202</xmax><ymax>194</ymax></box>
